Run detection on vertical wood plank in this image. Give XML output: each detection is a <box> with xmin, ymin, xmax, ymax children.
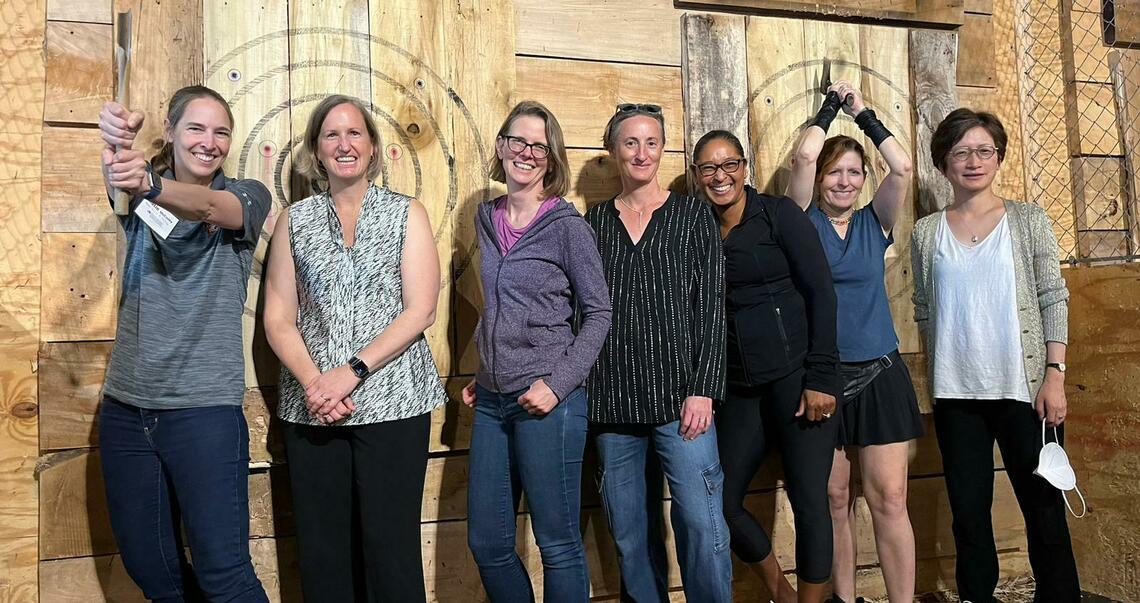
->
<box><xmin>910</xmin><ymin>30</ymin><xmax>958</xmax><ymax>217</ymax></box>
<box><xmin>116</xmin><ymin>0</ymin><xmax>204</xmax><ymax>157</ymax></box>
<box><xmin>444</xmin><ymin>0</ymin><xmax>514</xmax><ymax>374</ymax></box>
<box><xmin>0</xmin><ymin>1</ymin><xmax>44</xmax><ymax>598</ymax></box>
<box><xmin>1110</xmin><ymin>49</ymin><xmax>1140</xmax><ymax>254</ymax></box>
<box><xmin>681</xmin><ymin>13</ymin><xmax>751</xmax><ymax>186</ymax></box>
<box><xmin>204</xmin><ymin>0</ymin><xmax>290</xmax><ymax>389</ymax></box>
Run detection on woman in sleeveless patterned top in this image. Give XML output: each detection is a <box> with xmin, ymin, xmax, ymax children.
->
<box><xmin>263</xmin><ymin>95</ymin><xmax>445</xmax><ymax>603</ymax></box>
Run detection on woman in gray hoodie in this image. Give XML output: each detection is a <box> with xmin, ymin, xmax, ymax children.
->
<box><xmin>462</xmin><ymin>100</ymin><xmax>612</xmax><ymax>603</ymax></box>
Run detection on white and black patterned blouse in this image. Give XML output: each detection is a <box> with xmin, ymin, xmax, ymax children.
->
<box><xmin>277</xmin><ymin>184</ymin><xmax>446</xmax><ymax>426</ymax></box>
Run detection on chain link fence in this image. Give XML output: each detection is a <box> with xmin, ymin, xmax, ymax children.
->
<box><xmin>1016</xmin><ymin>0</ymin><xmax>1140</xmax><ymax>264</ymax></box>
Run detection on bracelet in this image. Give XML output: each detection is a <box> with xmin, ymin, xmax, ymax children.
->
<box><xmin>854</xmin><ymin>108</ymin><xmax>893</xmax><ymax>147</ymax></box>
<box><xmin>810</xmin><ymin>91</ymin><xmax>843</xmax><ymax>133</ymax></box>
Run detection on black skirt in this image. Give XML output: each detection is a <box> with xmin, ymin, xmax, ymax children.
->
<box><xmin>837</xmin><ymin>350</ymin><xmax>925</xmax><ymax>446</ymax></box>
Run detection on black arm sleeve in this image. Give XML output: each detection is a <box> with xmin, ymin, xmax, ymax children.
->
<box><xmin>771</xmin><ymin>196</ymin><xmax>840</xmax><ymax>396</ymax></box>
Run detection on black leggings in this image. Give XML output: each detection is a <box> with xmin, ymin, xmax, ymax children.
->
<box><xmin>283</xmin><ymin>413</ymin><xmax>431</xmax><ymax>603</ymax></box>
<box><xmin>716</xmin><ymin>368</ymin><xmax>839</xmax><ymax>583</ymax></box>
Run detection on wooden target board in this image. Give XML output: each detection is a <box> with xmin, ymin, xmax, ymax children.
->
<box><xmin>203</xmin><ymin>0</ymin><xmax>512</xmax><ymax>386</ymax></box>
<box><xmin>745</xmin><ymin>17</ymin><xmax>919</xmax><ymax>352</ymax></box>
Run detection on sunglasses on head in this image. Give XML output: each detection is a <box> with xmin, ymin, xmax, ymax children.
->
<box><xmin>616</xmin><ymin>103</ymin><xmax>662</xmax><ymax>115</ymax></box>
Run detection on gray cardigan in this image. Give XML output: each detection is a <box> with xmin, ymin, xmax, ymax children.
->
<box><xmin>910</xmin><ymin>200</ymin><xmax>1069</xmax><ymax>401</ymax></box>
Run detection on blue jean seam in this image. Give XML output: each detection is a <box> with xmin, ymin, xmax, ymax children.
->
<box><xmin>149</xmin><ymin>414</ymin><xmax>182</xmax><ymax>597</ymax></box>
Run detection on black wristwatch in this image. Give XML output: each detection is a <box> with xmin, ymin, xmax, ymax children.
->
<box><xmin>143</xmin><ymin>161</ymin><xmax>163</xmax><ymax>200</ymax></box>
<box><xmin>348</xmin><ymin>355</ymin><xmax>370</xmax><ymax>379</ymax></box>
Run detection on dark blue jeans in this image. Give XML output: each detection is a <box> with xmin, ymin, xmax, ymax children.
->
<box><xmin>467</xmin><ymin>384</ymin><xmax>590</xmax><ymax>603</ymax></box>
<box><xmin>99</xmin><ymin>396</ymin><xmax>267</xmax><ymax>603</ymax></box>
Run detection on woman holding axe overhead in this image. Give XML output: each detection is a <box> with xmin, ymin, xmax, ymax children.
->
<box><xmin>787</xmin><ymin>81</ymin><xmax>921</xmax><ymax>603</ymax></box>
<box><xmin>97</xmin><ymin>85</ymin><xmax>271</xmax><ymax>601</ymax></box>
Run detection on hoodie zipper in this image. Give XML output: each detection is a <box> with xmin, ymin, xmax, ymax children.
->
<box><xmin>478</xmin><ymin>202</ymin><xmax>570</xmax><ymax>393</ymax></box>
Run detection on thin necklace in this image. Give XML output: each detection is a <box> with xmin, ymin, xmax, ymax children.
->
<box><xmin>617</xmin><ymin>196</ymin><xmax>647</xmax><ymax>231</ymax></box>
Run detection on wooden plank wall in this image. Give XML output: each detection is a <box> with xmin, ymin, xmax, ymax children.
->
<box><xmin>1065</xmin><ymin>263</ymin><xmax>1140</xmax><ymax>601</ymax></box>
<box><xmin>29</xmin><ymin>0</ymin><xmax>1119</xmax><ymax>601</ymax></box>
<box><xmin>0</xmin><ymin>0</ymin><xmax>45</xmax><ymax>599</ymax></box>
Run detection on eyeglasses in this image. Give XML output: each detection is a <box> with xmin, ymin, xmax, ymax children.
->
<box><xmin>501</xmin><ymin>135</ymin><xmax>551</xmax><ymax>159</ymax></box>
<box><xmin>616</xmin><ymin>103</ymin><xmax>662</xmax><ymax>115</ymax></box>
<box><xmin>947</xmin><ymin>145</ymin><xmax>1000</xmax><ymax>163</ymax></box>
<box><xmin>696</xmin><ymin>158</ymin><xmax>746</xmax><ymax>177</ymax></box>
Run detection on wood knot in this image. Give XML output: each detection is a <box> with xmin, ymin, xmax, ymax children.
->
<box><xmin>406</xmin><ymin>123</ymin><xmax>421</xmax><ymax>136</ymax></box>
<box><xmin>11</xmin><ymin>402</ymin><xmax>38</xmax><ymax>419</ymax></box>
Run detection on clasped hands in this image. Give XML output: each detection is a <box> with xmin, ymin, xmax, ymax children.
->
<box><xmin>304</xmin><ymin>365</ymin><xmax>361</xmax><ymax>424</ymax></box>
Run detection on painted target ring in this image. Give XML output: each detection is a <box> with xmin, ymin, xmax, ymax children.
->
<box><xmin>749</xmin><ymin>58</ymin><xmax>913</xmax><ymax>194</ymax></box>
<box><xmin>206</xmin><ymin>27</ymin><xmax>491</xmax><ymax>281</ymax></box>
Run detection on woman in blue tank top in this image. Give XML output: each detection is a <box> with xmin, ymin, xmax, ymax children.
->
<box><xmin>787</xmin><ymin>81</ymin><xmax>924</xmax><ymax>603</ymax></box>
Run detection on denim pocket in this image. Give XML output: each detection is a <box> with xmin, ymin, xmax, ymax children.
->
<box><xmin>702</xmin><ymin>462</ymin><xmax>730</xmax><ymax>553</ymax></box>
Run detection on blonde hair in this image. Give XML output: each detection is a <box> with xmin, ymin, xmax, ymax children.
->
<box><xmin>488</xmin><ymin>100</ymin><xmax>570</xmax><ymax>199</ymax></box>
<box><xmin>293</xmin><ymin>95</ymin><xmax>382</xmax><ymax>183</ymax></box>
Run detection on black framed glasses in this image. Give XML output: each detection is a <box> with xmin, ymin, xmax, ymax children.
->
<box><xmin>947</xmin><ymin>145</ymin><xmax>1000</xmax><ymax>163</ymax></box>
<box><xmin>501</xmin><ymin>135</ymin><xmax>551</xmax><ymax>159</ymax></box>
<box><xmin>616</xmin><ymin>103</ymin><xmax>662</xmax><ymax>115</ymax></box>
<box><xmin>696</xmin><ymin>158</ymin><xmax>746</xmax><ymax>177</ymax></box>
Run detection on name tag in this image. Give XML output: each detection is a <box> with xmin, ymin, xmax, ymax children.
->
<box><xmin>135</xmin><ymin>199</ymin><xmax>178</xmax><ymax>239</ymax></box>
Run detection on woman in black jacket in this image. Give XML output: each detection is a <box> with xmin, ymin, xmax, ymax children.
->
<box><xmin>692</xmin><ymin>130</ymin><xmax>840</xmax><ymax>603</ymax></box>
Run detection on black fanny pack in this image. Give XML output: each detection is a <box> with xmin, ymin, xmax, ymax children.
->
<box><xmin>840</xmin><ymin>352</ymin><xmax>896</xmax><ymax>400</ymax></box>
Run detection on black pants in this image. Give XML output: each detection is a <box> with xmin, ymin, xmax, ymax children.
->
<box><xmin>933</xmin><ymin>399</ymin><xmax>1080</xmax><ymax>603</ymax></box>
<box><xmin>283</xmin><ymin>413</ymin><xmax>431</xmax><ymax>603</ymax></box>
<box><xmin>717</xmin><ymin>368</ymin><xmax>839</xmax><ymax>583</ymax></box>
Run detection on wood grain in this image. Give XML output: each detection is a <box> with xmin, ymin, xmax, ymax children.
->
<box><xmin>48</xmin><ymin>0</ymin><xmax>113</xmax><ymax>24</ymax></box>
<box><xmin>40</xmin><ymin>233</ymin><xmax>118</xmax><ymax>342</ymax></box>
<box><xmin>0</xmin><ymin>2</ymin><xmax>44</xmax><ymax>600</ymax></box>
<box><xmin>443</xmin><ymin>0</ymin><xmax>516</xmax><ymax>374</ymax></box>
<box><xmin>956</xmin><ymin>13</ymin><xmax>996</xmax><ymax>88</ymax></box>
<box><xmin>39</xmin><ymin>342</ymin><xmax>113</xmax><ymax>451</ymax></box>
<box><xmin>1064</xmin><ymin>264</ymin><xmax>1140</xmax><ymax>600</ymax></box>
<box><xmin>41</xmin><ymin>126</ymin><xmax>117</xmax><ymax>233</ymax></box>
<box><xmin>1111</xmin><ymin>50</ymin><xmax>1140</xmax><ymax>254</ymax></box>
<box><xmin>204</xmin><ymin>0</ymin><xmax>291</xmax><ymax>389</ymax></box>
<box><xmin>44</xmin><ymin>21</ymin><xmax>113</xmax><ymax>124</ymax></box>
<box><xmin>910</xmin><ymin>30</ymin><xmax>958</xmax><ymax>216</ymax></box>
<box><xmin>116</xmin><ymin>0</ymin><xmax>204</xmax><ymax>159</ymax></box>
<box><xmin>514</xmin><ymin>0</ymin><xmax>681</xmax><ymax>66</ymax></box>
<box><xmin>675</xmin><ymin>0</ymin><xmax>964</xmax><ymax>28</ymax></box>
<box><xmin>515</xmin><ymin>57</ymin><xmax>685</xmax><ymax>152</ymax></box>
<box><xmin>681</xmin><ymin>12</ymin><xmax>751</xmax><ymax>179</ymax></box>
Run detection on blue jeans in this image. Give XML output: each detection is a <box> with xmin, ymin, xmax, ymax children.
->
<box><xmin>467</xmin><ymin>384</ymin><xmax>590</xmax><ymax>603</ymax></box>
<box><xmin>99</xmin><ymin>396</ymin><xmax>268</xmax><ymax>603</ymax></box>
<box><xmin>595</xmin><ymin>422</ymin><xmax>733</xmax><ymax>603</ymax></box>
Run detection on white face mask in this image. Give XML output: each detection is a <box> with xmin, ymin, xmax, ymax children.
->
<box><xmin>1033</xmin><ymin>420</ymin><xmax>1086</xmax><ymax>518</ymax></box>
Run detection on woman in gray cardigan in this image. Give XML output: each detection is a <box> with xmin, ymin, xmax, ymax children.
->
<box><xmin>910</xmin><ymin>108</ymin><xmax>1079</xmax><ymax>603</ymax></box>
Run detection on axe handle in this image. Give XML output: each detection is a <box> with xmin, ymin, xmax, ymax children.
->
<box><xmin>112</xmin><ymin>20</ymin><xmax>132</xmax><ymax>216</ymax></box>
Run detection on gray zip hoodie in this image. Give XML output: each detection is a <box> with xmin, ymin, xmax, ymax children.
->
<box><xmin>473</xmin><ymin>198</ymin><xmax>612</xmax><ymax>400</ymax></box>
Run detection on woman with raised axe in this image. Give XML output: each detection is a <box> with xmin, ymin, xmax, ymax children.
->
<box><xmin>694</xmin><ymin>128</ymin><xmax>841</xmax><ymax>603</ymax></box>
<box><xmin>97</xmin><ymin>85</ymin><xmax>271</xmax><ymax>602</ymax></box>
<box><xmin>263</xmin><ymin>94</ymin><xmax>445</xmax><ymax>602</ymax></box>
<box><xmin>787</xmin><ymin>81</ymin><xmax>922</xmax><ymax>603</ymax></box>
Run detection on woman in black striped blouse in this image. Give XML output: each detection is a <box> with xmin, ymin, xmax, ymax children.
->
<box><xmin>584</xmin><ymin>103</ymin><xmax>732</xmax><ymax>602</ymax></box>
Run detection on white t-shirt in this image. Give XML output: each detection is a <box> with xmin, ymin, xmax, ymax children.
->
<box><xmin>931</xmin><ymin>212</ymin><xmax>1031</xmax><ymax>402</ymax></box>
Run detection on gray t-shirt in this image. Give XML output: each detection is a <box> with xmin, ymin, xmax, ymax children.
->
<box><xmin>103</xmin><ymin>170</ymin><xmax>272</xmax><ymax>409</ymax></box>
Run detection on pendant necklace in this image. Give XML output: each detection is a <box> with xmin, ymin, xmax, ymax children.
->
<box><xmin>617</xmin><ymin>196</ymin><xmax>646</xmax><ymax>231</ymax></box>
